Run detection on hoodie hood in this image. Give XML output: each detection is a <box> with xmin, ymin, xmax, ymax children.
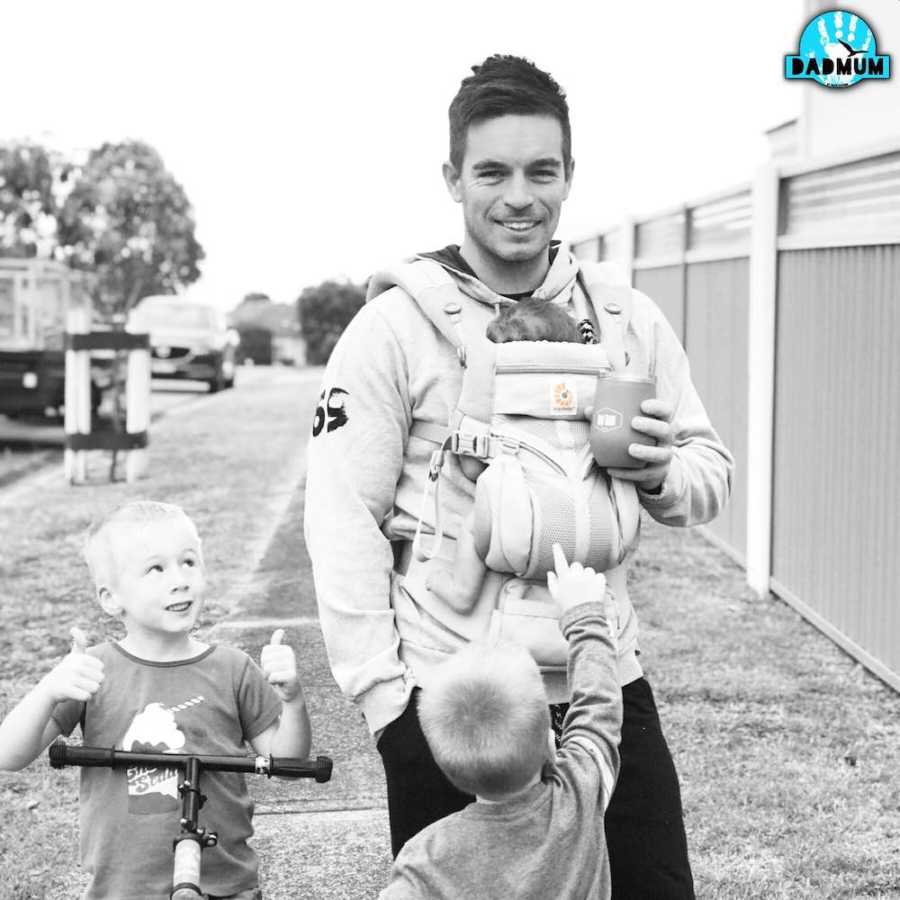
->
<box><xmin>366</xmin><ymin>241</ymin><xmax>581</xmax><ymax>310</ymax></box>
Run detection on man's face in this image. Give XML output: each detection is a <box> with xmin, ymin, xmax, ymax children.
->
<box><xmin>443</xmin><ymin>114</ymin><xmax>572</xmax><ymax>271</ymax></box>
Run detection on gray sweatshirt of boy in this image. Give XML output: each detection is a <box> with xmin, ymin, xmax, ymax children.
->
<box><xmin>378</xmin><ymin>601</ymin><xmax>622</xmax><ymax>900</ymax></box>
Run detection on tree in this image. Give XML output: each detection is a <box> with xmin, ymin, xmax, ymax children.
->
<box><xmin>0</xmin><ymin>142</ymin><xmax>61</xmax><ymax>258</ymax></box>
<box><xmin>52</xmin><ymin>141</ymin><xmax>204</xmax><ymax>479</ymax></box>
<box><xmin>56</xmin><ymin>140</ymin><xmax>204</xmax><ymax>319</ymax></box>
<box><xmin>296</xmin><ymin>280</ymin><xmax>366</xmax><ymax>365</ymax></box>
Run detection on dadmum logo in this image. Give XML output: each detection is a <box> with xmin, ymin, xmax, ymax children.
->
<box><xmin>785</xmin><ymin>9</ymin><xmax>891</xmax><ymax>87</ymax></box>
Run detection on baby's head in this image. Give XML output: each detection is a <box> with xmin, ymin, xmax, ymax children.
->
<box><xmin>83</xmin><ymin>500</ymin><xmax>204</xmax><ymax>610</ymax></box>
<box><xmin>419</xmin><ymin>642</ymin><xmax>550</xmax><ymax>800</ymax></box>
<box><xmin>486</xmin><ymin>297</ymin><xmax>582</xmax><ymax>344</ymax></box>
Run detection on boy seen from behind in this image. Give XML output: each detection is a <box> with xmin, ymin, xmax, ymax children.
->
<box><xmin>379</xmin><ymin>544</ymin><xmax>622</xmax><ymax>900</ymax></box>
<box><xmin>0</xmin><ymin>500</ymin><xmax>312</xmax><ymax>900</ymax></box>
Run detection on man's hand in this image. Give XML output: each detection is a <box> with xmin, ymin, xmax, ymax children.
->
<box><xmin>547</xmin><ymin>544</ymin><xmax>607</xmax><ymax>615</ymax></box>
<box><xmin>260</xmin><ymin>628</ymin><xmax>303</xmax><ymax>704</ymax></box>
<box><xmin>38</xmin><ymin>627</ymin><xmax>105</xmax><ymax>704</ymax></box>
<box><xmin>606</xmin><ymin>398</ymin><xmax>675</xmax><ymax>492</ymax></box>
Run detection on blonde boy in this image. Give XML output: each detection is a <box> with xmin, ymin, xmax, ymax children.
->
<box><xmin>379</xmin><ymin>545</ymin><xmax>622</xmax><ymax>900</ymax></box>
<box><xmin>0</xmin><ymin>500</ymin><xmax>311</xmax><ymax>900</ymax></box>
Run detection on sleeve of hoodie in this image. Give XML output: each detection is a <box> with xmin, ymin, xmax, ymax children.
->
<box><xmin>303</xmin><ymin>297</ymin><xmax>412</xmax><ymax>734</ymax></box>
<box><xmin>634</xmin><ymin>293</ymin><xmax>734</xmax><ymax>526</ymax></box>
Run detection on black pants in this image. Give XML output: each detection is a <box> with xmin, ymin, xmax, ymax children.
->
<box><xmin>377</xmin><ymin>677</ymin><xmax>695</xmax><ymax>900</ymax></box>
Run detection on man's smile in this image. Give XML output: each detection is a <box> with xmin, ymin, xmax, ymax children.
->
<box><xmin>497</xmin><ymin>219</ymin><xmax>540</xmax><ymax>233</ymax></box>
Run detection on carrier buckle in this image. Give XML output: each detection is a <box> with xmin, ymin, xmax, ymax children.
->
<box><xmin>451</xmin><ymin>432</ymin><xmax>490</xmax><ymax>458</ymax></box>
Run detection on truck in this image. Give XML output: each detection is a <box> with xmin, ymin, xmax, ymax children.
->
<box><xmin>0</xmin><ymin>258</ymin><xmax>96</xmax><ymax>419</ymax></box>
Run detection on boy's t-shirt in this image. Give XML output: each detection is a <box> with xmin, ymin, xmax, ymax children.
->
<box><xmin>52</xmin><ymin>642</ymin><xmax>281</xmax><ymax>900</ymax></box>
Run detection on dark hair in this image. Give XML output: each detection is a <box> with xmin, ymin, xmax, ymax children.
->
<box><xmin>448</xmin><ymin>55</ymin><xmax>572</xmax><ymax>176</ymax></box>
<box><xmin>486</xmin><ymin>298</ymin><xmax>581</xmax><ymax>344</ymax></box>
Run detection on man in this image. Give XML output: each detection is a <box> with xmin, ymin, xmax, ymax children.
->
<box><xmin>304</xmin><ymin>54</ymin><xmax>732</xmax><ymax>899</ymax></box>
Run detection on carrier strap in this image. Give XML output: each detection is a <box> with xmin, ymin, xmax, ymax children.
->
<box><xmin>411</xmin><ymin>421</ymin><xmax>511</xmax><ymax>462</ymax></box>
<box><xmin>576</xmin><ymin>262</ymin><xmax>634</xmax><ymax>373</ymax></box>
<box><xmin>409</xmin><ymin>421</ymin><xmax>450</xmax><ymax>446</ymax></box>
<box><xmin>411</xmin><ymin>438</ymin><xmax>452</xmax><ymax>562</ymax></box>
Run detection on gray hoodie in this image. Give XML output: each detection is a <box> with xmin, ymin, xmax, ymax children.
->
<box><xmin>303</xmin><ymin>247</ymin><xmax>732</xmax><ymax>735</ymax></box>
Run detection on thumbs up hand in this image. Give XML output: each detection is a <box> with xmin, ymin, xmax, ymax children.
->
<box><xmin>70</xmin><ymin>627</ymin><xmax>89</xmax><ymax>654</ymax></box>
<box><xmin>260</xmin><ymin>629</ymin><xmax>302</xmax><ymax>703</ymax></box>
<box><xmin>38</xmin><ymin>628</ymin><xmax>105</xmax><ymax>704</ymax></box>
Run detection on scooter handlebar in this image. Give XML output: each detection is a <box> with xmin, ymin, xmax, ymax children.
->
<box><xmin>49</xmin><ymin>741</ymin><xmax>333</xmax><ymax>782</ymax></box>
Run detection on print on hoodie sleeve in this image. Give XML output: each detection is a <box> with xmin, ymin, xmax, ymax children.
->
<box><xmin>312</xmin><ymin>387</ymin><xmax>350</xmax><ymax>436</ymax></box>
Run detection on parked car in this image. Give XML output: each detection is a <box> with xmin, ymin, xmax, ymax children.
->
<box><xmin>128</xmin><ymin>296</ymin><xmax>239</xmax><ymax>392</ymax></box>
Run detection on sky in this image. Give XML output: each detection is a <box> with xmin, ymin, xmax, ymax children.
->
<box><xmin>5</xmin><ymin>1</ymin><xmax>804</xmax><ymax>311</ymax></box>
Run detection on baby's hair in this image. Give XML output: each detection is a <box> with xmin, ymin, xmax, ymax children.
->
<box><xmin>418</xmin><ymin>642</ymin><xmax>550</xmax><ymax>797</ymax></box>
<box><xmin>83</xmin><ymin>500</ymin><xmax>200</xmax><ymax>591</ymax></box>
<box><xmin>486</xmin><ymin>298</ymin><xmax>582</xmax><ymax>344</ymax></box>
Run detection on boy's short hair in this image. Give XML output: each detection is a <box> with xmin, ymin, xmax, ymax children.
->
<box><xmin>418</xmin><ymin>642</ymin><xmax>550</xmax><ymax>797</ymax></box>
<box><xmin>448</xmin><ymin>54</ymin><xmax>572</xmax><ymax>176</ymax></box>
<box><xmin>83</xmin><ymin>500</ymin><xmax>200</xmax><ymax>591</ymax></box>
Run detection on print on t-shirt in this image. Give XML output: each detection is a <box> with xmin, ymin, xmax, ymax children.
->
<box><xmin>120</xmin><ymin>696</ymin><xmax>205</xmax><ymax>814</ymax></box>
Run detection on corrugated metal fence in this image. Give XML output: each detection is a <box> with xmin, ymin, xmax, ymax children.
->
<box><xmin>573</xmin><ymin>140</ymin><xmax>900</xmax><ymax>691</ymax></box>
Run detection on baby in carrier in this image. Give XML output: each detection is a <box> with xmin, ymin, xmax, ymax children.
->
<box><xmin>425</xmin><ymin>298</ymin><xmax>639</xmax><ymax>614</ymax></box>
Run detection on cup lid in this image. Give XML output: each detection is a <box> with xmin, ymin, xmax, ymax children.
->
<box><xmin>597</xmin><ymin>373</ymin><xmax>656</xmax><ymax>385</ymax></box>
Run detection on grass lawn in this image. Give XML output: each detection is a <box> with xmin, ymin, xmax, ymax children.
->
<box><xmin>0</xmin><ymin>366</ymin><xmax>898</xmax><ymax>898</ymax></box>
<box><xmin>632</xmin><ymin>523</ymin><xmax>900</xmax><ymax>899</ymax></box>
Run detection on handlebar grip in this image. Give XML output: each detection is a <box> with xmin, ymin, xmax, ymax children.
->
<box><xmin>49</xmin><ymin>741</ymin><xmax>116</xmax><ymax>769</ymax></box>
<box><xmin>269</xmin><ymin>755</ymin><xmax>333</xmax><ymax>782</ymax></box>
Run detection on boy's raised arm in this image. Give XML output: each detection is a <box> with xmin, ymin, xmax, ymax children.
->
<box><xmin>0</xmin><ymin>628</ymin><xmax>104</xmax><ymax>771</ymax></box>
<box><xmin>251</xmin><ymin>629</ymin><xmax>312</xmax><ymax>759</ymax></box>
<box><xmin>547</xmin><ymin>546</ymin><xmax>623</xmax><ymax>802</ymax></box>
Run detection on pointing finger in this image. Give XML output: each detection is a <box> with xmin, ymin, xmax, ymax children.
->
<box><xmin>552</xmin><ymin>543</ymin><xmax>568</xmax><ymax>574</ymax></box>
<box><xmin>270</xmin><ymin>628</ymin><xmax>285</xmax><ymax>647</ymax></box>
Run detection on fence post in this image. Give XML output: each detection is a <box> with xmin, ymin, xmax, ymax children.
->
<box><xmin>621</xmin><ymin>216</ymin><xmax>635</xmax><ymax>285</ymax></box>
<box><xmin>63</xmin><ymin>304</ymin><xmax>92</xmax><ymax>484</ymax></box>
<box><xmin>125</xmin><ymin>344</ymin><xmax>151</xmax><ymax>482</ymax></box>
<box><xmin>746</xmin><ymin>163</ymin><xmax>780</xmax><ymax>596</ymax></box>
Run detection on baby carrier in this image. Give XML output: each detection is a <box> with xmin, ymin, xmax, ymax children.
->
<box><xmin>371</xmin><ymin>259</ymin><xmax>643</xmax><ymax>671</ymax></box>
